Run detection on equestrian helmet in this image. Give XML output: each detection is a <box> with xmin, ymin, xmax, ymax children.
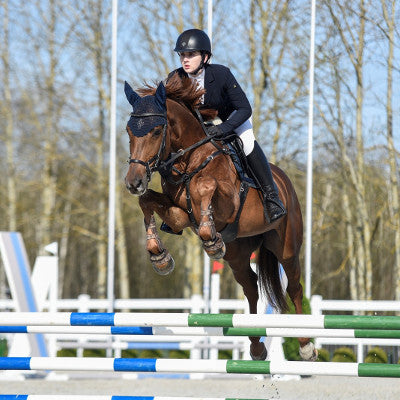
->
<box><xmin>174</xmin><ymin>29</ymin><xmax>212</xmax><ymax>55</ymax></box>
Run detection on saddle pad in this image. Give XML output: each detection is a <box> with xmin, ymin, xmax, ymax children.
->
<box><xmin>226</xmin><ymin>142</ymin><xmax>257</xmax><ymax>188</ymax></box>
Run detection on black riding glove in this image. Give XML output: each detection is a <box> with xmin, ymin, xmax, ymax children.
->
<box><xmin>206</xmin><ymin>125</ymin><xmax>225</xmax><ymax>139</ymax></box>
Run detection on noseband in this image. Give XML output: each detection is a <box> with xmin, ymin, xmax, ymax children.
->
<box><xmin>128</xmin><ymin>112</ymin><xmax>168</xmax><ymax>182</ymax></box>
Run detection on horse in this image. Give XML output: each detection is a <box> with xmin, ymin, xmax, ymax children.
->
<box><xmin>123</xmin><ymin>73</ymin><xmax>317</xmax><ymax>361</ymax></box>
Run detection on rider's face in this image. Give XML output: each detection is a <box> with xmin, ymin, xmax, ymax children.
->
<box><xmin>179</xmin><ymin>51</ymin><xmax>205</xmax><ymax>75</ymax></box>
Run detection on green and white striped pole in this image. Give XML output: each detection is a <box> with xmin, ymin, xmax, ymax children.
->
<box><xmin>1</xmin><ymin>313</ymin><xmax>400</xmax><ymax>330</ymax></box>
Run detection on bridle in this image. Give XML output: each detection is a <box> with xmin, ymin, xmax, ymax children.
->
<box><xmin>128</xmin><ymin>111</ymin><xmax>168</xmax><ymax>182</ymax></box>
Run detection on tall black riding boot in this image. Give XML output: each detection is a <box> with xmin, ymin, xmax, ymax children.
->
<box><xmin>246</xmin><ymin>141</ymin><xmax>287</xmax><ymax>223</ymax></box>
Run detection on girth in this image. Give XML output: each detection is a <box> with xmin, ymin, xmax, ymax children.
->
<box><xmin>219</xmin><ymin>180</ymin><xmax>250</xmax><ymax>243</ymax></box>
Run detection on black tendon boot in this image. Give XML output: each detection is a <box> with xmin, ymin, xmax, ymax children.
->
<box><xmin>246</xmin><ymin>142</ymin><xmax>287</xmax><ymax>223</ymax></box>
<box><xmin>160</xmin><ymin>222</ymin><xmax>183</xmax><ymax>235</ymax></box>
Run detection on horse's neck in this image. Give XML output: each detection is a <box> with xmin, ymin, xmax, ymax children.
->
<box><xmin>166</xmin><ymin>100</ymin><xmax>205</xmax><ymax>150</ymax></box>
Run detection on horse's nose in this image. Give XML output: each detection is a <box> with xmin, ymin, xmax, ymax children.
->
<box><xmin>125</xmin><ymin>175</ymin><xmax>147</xmax><ymax>195</ymax></box>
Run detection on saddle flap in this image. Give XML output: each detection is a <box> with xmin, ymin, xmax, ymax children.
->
<box><xmin>226</xmin><ymin>139</ymin><xmax>257</xmax><ymax>188</ymax></box>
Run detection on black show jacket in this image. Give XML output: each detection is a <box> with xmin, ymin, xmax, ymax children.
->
<box><xmin>168</xmin><ymin>63</ymin><xmax>252</xmax><ymax>134</ymax></box>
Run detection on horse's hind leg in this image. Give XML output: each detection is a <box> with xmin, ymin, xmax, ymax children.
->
<box><xmin>282</xmin><ymin>256</ymin><xmax>317</xmax><ymax>361</ymax></box>
<box><xmin>224</xmin><ymin>238</ymin><xmax>267</xmax><ymax>360</ymax></box>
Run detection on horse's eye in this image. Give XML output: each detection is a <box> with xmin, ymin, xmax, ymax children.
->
<box><xmin>153</xmin><ymin>126</ymin><xmax>162</xmax><ymax>136</ymax></box>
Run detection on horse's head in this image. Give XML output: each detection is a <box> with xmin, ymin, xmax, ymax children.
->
<box><xmin>124</xmin><ymin>81</ymin><xmax>168</xmax><ymax>195</ymax></box>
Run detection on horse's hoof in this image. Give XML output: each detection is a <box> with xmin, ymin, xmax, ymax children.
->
<box><xmin>150</xmin><ymin>250</ymin><xmax>175</xmax><ymax>275</ymax></box>
<box><xmin>250</xmin><ymin>343</ymin><xmax>268</xmax><ymax>361</ymax></box>
<box><xmin>202</xmin><ymin>232</ymin><xmax>226</xmax><ymax>259</ymax></box>
<box><xmin>207</xmin><ymin>244</ymin><xmax>226</xmax><ymax>260</ymax></box>
<box><xmin>299</xmin><ymin>342</ymin><xmax>318</xmax><ymax>361</ymax></box>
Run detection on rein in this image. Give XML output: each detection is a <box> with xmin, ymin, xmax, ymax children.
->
<box><xmin>158</xmin><ymin>107</ymin><xmax>237</xmax><ymax>178</ymax></box>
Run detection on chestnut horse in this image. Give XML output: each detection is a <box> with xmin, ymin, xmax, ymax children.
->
<box><xmin>124</xmin><ymin>74</ymin><xmax>316</xmax><ymax>361</ymax></box>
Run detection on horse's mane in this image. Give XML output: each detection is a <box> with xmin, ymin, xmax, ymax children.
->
<box><xmin>137</xmin><ymin>72</ymin><xmax>217</xmax><ymax>120</ymax></box>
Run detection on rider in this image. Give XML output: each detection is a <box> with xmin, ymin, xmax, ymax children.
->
<box><xmin>166</xmin><ymin>28</ymin><xmax>286</xmax><ymax>225</ymax></box>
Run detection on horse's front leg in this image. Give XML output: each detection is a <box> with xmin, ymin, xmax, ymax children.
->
<box><xmin>139</xmin><ymin>189</ymin><xmax>190</xmax><ymax>275</ymax></box>
<box><xmin>142</xmin><ymin>214</ymin><xmax>175</xmax><ymax>275</ymax></box>
<box><xmin>195</xmin><ymin>176</ymin><xmax>226</xmax><ymax>259</ymax></box>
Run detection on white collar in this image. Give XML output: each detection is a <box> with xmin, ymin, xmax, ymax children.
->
<box><xmin>188</xmin><ymin>69</ymin><xmax>205</xmax><ymax>88</ymax></box>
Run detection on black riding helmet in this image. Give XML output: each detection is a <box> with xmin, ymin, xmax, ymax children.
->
<box><xmin>174</xmin><ymin>29</ymin><xmax>211</xmax><ymax>74</ymax></box>
<box><xmin>174</xmin><ymin>29</ymin><xmax>212</xmax><ymax>54</ymax></box>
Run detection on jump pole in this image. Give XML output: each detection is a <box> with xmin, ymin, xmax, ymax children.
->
<box><xmin>2</xmin><ymin>325</ymin><xmax>400</xmax><ymax>339</ymax></box>
<box><xmin>0</xmin><ymin>357</ymin><xmax>400</xmax><ymax>377</ymax></box>
<box><xmin>0</xmin><ymin>397</ymin><xmax>263</xmax><ymax>400</ymax></box>
<box><xmin>55</xmin><ymin>341</ymin><xmax>244</xmax><ymax>351</ymax></box>
<box><xmin>1</xmin><ymin>313</ymin><xmax>400</xmax><ymax>330</ymax></box>
<box><xmin>0</xmin><ymin>396</ymin><xmax>263</xmax><ymax>400</ymax></box>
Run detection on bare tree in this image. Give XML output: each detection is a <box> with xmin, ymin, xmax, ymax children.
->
<box><xmin>64</xmin><ymin>0</ymin><xmax>113</xmax><ymax>297</ymax></box>
<box><xmin>115</xmin><ymin>181</ymin><xmax>130</xmax><ymax>299</ymax></box>
<box><xmin>0</xmin><ymin>0</ymin><xmax>17</xmax><ymax>231</ymax></box>
<box><xmin>324</xmin><ymin>0</ymin><xmax>374</xmax><ymax>299</ymax></box>
<box><xmin>22</xmin><ymin>0</ymin><xmax>61</xmax><ymax>250</ymax></box>
<box><xmin>316</xmin><ymin>62</ymin><xmax>360</xmax><ymax>298</ymax></box>
<box><xmin>248</xmin><ymin>0</ymin><xmax>309</xmax><ymax>163</ymax></box>
<box><xmin>381</xmin><ymin>0</ymin><xmax>400</xmax><ymax>300</ymax></box>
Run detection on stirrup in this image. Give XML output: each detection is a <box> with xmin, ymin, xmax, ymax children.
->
<box><xmin>265</xmin><ymin>196</ymin><xmax>287</xmax><ymax>223</ymax></box>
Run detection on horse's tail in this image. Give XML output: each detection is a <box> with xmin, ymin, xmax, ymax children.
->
<box><xmin>257</xmin><ymin>244</ymin><xmax>288</xmax><ymax>313</ymax></box>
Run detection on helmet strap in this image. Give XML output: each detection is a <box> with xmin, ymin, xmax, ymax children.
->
<box><xmin>190</xmin><ymin>53</ymin><xmax>208</xmax><ymax>76</ymax></box>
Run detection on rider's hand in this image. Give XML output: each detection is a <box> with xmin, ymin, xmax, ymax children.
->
<box><xmin>206</xmin><ymin>125</ymin><xmax>224</xmax><ymax>139</ymax></box>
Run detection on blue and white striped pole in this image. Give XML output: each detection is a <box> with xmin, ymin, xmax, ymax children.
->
<box><xmin>0</xmin><ymin>357</ymin><xmax>400</xmax><ymax>377</ymax></box>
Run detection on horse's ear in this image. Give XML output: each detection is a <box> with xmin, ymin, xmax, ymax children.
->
<box><xmin>124</xmin><ymin>81</ymin><xmax>140</xmax><ymax>106</ymax></box>
<box><xmin>154</xmin><ymin>81</ymin><xmax>166</xmax><ymax>111</ymax></box>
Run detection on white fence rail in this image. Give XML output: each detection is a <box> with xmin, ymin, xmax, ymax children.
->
<box><xmin>311</xmin><ymin>296</ymin><xmax>400</xmax><ymax>313</ymax></box>
<box><xmin>311</xmin><ymin>295</ymin><xmax>400</xmax><ymax>362</ymax></box>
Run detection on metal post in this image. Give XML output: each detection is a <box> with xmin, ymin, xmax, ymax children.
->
<box><xmin>107</xmin><ymin>0</ymin><xmax>118</xmax><ymax>316</ymax></box>
<box><xmin>305</xmin><ymin>0</ymin><xmax>316</xmax><ymax>299</ymax></box>
<box><xmin>202</xmin><ymin>0</ymin><xmax>214</xmax><ymax>317</ymax></box>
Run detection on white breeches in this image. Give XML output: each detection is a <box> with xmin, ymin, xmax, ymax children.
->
<box><xmin>214</xmin><ymin>111</ymin><xmax>256</xmax><ymax>156</ymax></box>
<box><xmin>234</xmin><ymin>117</ymin><xmax>255</xmax><ymax>155</ymax></box>
<box><xmin>226</xmin><ymin>110</ymin><xmax>255</xmax><ymax>155</ymax></box>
